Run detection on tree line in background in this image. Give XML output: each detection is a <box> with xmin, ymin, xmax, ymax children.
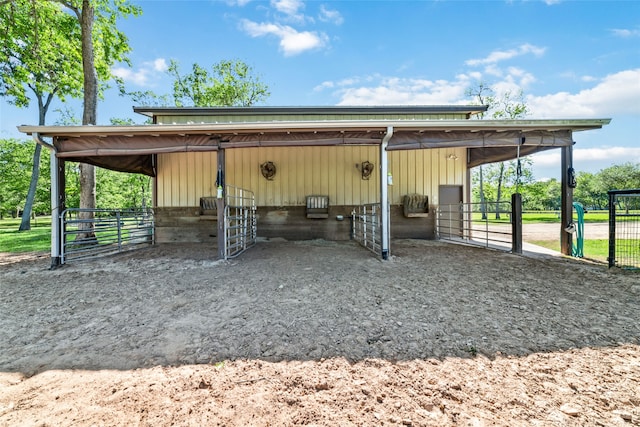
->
<box><xmin>0</xmin><ymin>0</ymin><xmax>268</xmax><ymax>231</ymax></box>
<box><xmin>472</xmin><ymin>161</ymin><xmax>640</xmax><ymax>213</ymax></box>
<box><xmin>0</xmin><ymin>138</ymin><xmax>151</xmax><ymax>219</ymax></box>
<box><xmin>2</xmin><ymin>133</ymin><xmax>638</xmax><ymax>220</ymax></box>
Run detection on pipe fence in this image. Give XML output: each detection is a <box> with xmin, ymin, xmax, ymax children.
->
<box><xmin>437</xmin><ymin>195</ymin><xmax>522</xmax><ymax>254</ymax></box>
<box><xmin>352</xmin><ymin>203</ymin><xmax>385</xmax><ymax>256</ymax></box>
<box><xmin>61</xmin><ymin>208</ymin><xmax>153</xmax><ymax>264</ymax></box>
<box><xmin>223</xmin><ymin>185</ymin><xmax>257</xmax><ymax>259</ymax></box>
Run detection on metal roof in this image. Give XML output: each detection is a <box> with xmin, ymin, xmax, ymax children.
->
<box><xmin>132</xmin><ymin>105</ymin><xmax>489</xmax><ymax>118</ymax></box>
<box><xmin>18</xmin><ymin>118</ymin><xmax>611</xmax><ymax>138</ymax></box>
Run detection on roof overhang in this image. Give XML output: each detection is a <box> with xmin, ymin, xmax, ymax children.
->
<box><xmin>18</xmin><ymin>118</ymin><xmax>611</xmax><ymax>176</ymax></box>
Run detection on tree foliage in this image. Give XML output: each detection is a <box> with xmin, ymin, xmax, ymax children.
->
<box><xmin>470</xmin><ymin>162</ymin><xmax>640</xmax><ymax>211</ymax></box>
<box><xmin>168</xmin><ymin>59</ymin><xmax>270</xmax><ymax>107</ymax></box>
<box><xmin>0</xmin><ymin>0</ymin><xmax>85</xmax><ymax>229</ymax></box>
<box><xmin>467</xmin><ymin>82</ymin><xmax>530</xmax><ymax>217</ymax></box>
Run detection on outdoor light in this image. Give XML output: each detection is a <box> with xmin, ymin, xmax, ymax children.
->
<box><xmin>447</xmin><ymin>154</ymin><xmax>459</xmax><ymax>160</ymax></box>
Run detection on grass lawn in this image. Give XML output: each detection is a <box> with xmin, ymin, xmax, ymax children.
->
<box><xmin>473</xmin><ymin>211</ymin><xmax>611</xmax><ymax>224</ymax></box>
<box><xmin>529</xmin><ymin>239</ymin><xmax>610</xmax><ymax>263</ymax></box>
<box><xmin>0</xmin><ymin>217</ymin><xmax>51</xmax><ymax>253</ymax></box>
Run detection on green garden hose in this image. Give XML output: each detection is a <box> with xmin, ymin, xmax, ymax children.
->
<box><xmin>572</xmin><ymin>202</ymin><xmax>585</xmax><ymax>257</ymax></box>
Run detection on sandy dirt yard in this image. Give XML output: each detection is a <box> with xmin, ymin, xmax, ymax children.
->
<box><xmin>0</xmin><ymin>238</ymin><xmax>639</xmax><ymax>426</ymax></box>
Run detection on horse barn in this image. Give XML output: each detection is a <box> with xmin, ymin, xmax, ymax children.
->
<box><xmin>18</xmin><ymin>106</ymin><xmax>610</xmax><ymax>266</ymax></box>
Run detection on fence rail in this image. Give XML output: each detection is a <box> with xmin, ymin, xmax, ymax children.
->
<box><xmin>61</xmin><ymin>208</ymin><xmax>153</xmax><ymax>263</ymax></box>
<box><xmin>223</xmin><ymin>185</ymin><xmax>257</xmax><ymax>259</ymax></box>
<box><xmin>437</xmin><ymin>198</ymin><xmax>522</xmax><ymax>254</ymax></box>
<box><xmin>352</xmin><ymin>203</ymin><xmax>384</xmax><ymax>256</ymax></box>
<box><xmin>608</xmin><ymin>189</ymin><xmax>640</xmax><ymax>270</ymax></box>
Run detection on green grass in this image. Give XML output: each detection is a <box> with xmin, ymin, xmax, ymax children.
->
<box><xmin>0</xmin><ymin>217</ymin><xmax>51</xmax><ymax>253</ymax></box>
<box><xmin>529</xmin><ymin>239</ymin><xmax>610</xmax><ymax>263</ymax></box>
<box><xmin>473</xmin><ymin>210</ymin><xmax>612</xmax><ymax>224</ymax></box>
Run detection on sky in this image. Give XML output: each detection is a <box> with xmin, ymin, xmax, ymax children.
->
<box><xmin>1</xmin><ymin>0</ymin><xmax>639</xmax><ymax>180</ymax></box>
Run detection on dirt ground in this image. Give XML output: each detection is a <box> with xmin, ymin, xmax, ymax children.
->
<box><xmin>1</xmin><ymin>235</ymin><xmax>639</xmax><ymax>426</ymax></box>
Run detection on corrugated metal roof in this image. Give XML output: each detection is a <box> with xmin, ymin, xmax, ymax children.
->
<box><xmin>132</xmin><ymin>105</ymin><xmax>489</xmax><ymax>118</ymax></box>
<box><xmin>18</xmin><ymin>118</ymin><xmax>611</xmax><ymax>138</ymax></box>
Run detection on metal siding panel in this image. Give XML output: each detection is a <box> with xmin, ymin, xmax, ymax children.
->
<box><xmin>187</xmin><ymin>152</ymin><xmax>195</xmax><ymax>206</ymax></box>
<box><xmin>179</xmin><ymin>153</ymin><xmax>189</xmax><ymax>206</ymax></box>
<box><xmin>431</xmin><ymin>148</ymin><xmax>444</xmax><ymax>203</ymax></box>
<box><xmin>335</xmin><ymin>147</ymin><xmax>345</xmax><ymax>206</ymax></box>
<box><xmin>282</xmin><ymin>147</ymin><xmax>292</xmax><ymax>204</ymax></box>
<box><xmin>400</xmin><ymin>150</ymin><xmax>409</xmax><ymax>203</ymax></box>
<box><xmin>156</xmin><ymin>154</ymin><xmax>166</xmax><ymax>207</ymax></box>
<box><xmin>415</xmin><ymin>150</ymin><xmax>425</xmax><ymax>196</ymax></box>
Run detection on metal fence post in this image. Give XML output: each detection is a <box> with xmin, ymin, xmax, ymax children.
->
<box><xmin>608</xmin><ymin>191</ymin><xmax>616</xmax><ymax>268</ymax></box>
<box><xmin>116</xmin><ymin>211</ymin><xmax>122</xmax><ymax>251</ymax></box>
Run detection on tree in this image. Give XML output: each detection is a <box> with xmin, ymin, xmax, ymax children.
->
<box><xmin>467</xmin><ymin>82</ymin><xmax>530</xmax><ymax>218</ymax></box>
<box><xmin>0</xmin><ymin>138</ymin><xmax>50</xmax><ymax>219</ymax></box>
<box><xmin>465</xmin><ymin>82</ymin><xmax>492</xmax><ymax>219</ymax></box>
<box><xmin>167</xmin><ymin>59</ymin><xmax>270</xmax><ymax>107</ymax></box>
<box><xmin>0</xmin><ymin>0</ymin><xmax>83</xmax><ymax>230</ymax></box>
<box><xmin>55</xmin><ymin>0</ymin><xmax>141</xmax><ymax>239</ymax></box>
<box><xmin>598</xmin><ymin>163</ymin><xmax>640</xmax><ymax>213</ymax></box>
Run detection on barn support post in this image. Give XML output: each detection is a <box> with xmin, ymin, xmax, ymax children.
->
<box><xmin>560</xmin><ymin>144</ymin><xmax>574</xmax><ymax>256</ymax></box>
<box><xmin>216</xmin><ymin>148</ymin><xmax>226</xmax><ymax>260</ymax></box>
<box><xmin>32</xmin><ymin>134</ymin><xmax>65</xmax><ymax>269</ymax></box>
<box><xmin>511</xmin><ymin>193</ymin><xmax>523</xmax><ymax>254</ymax></box>
<box><xmin>380</xmin><ymin>126</ymin><xmax>393</xmax><ymax>260</ymax></box>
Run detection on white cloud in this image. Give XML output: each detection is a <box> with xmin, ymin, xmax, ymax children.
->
<box><xmin>527</xmin><ymin>69</ymin><xmax>640</xmax><ymax>118</ymax></box>
<box><xmin>531</xmin><ymin>147</ymin><xmax>640</xmax><ymax>175</ymax></box>
<box><xmin>271</xmin><ymin>0</ymin><xmax>304</xmax><ymax>16</ymax></box>
<box><xmin>111</xmin><ymin>57</ymin><xmax>169</xmax><ymax>87</ymax></box>
<box><xmin>240</xmin><ymin>19</ymin><xmax>328</xmax><ymax>56</ymax></box>
<box><xmin>466</xmin><ymin>44</ymin><xmax>546</xmax><ymax>67</ymax></box>
<box><xmin>611</xmin><ymin>28</ymin><xmax>640</xmax><ymax>38</ymax></box>
<box><xmin>319</xmin><ymin>5</ymin><xmax>343</xmax><ymax>25</ymax></box>
<box><xmin>153</xmin><ymin>58</ymin><xmax>168</xmax><ymax>72</ymax></box>
<box><xmin>320</xmin><ymin>75</ymin><xmax>470</xmax><ymax>105</ymax></box>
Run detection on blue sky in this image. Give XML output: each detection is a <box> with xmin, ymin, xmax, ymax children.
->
<box><xmin>1</xmin><ymin>0</ymin><xmax>639</xmax><ymax>180</ymax></box>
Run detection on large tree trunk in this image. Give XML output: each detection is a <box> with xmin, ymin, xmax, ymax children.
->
<box><xmin>18</xmin><ymin>144</ymin><xmax>41</xmax><ymax>231</ymax></box>
<box><xmin>77</xmin><ymin>0</ymin><xmax>97</xmax><ymax>240</ymax></box>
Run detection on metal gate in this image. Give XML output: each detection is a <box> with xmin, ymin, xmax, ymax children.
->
<box><xmin>352</xmin><ymin>203</ymin><xmax>386</xmax><ymax>256</ymax></box>
<box><xmin>437</xmin><ymin>199</ymin><xmax>522</xmax><ymax>254</ymax></box>
<box><xmin>223</xmin><ymin>185</ymin><xmax>257</xmax><ymax>259</ymax></box>
<box><xmin>608</xmin><ymin>189</ymin><xmax>640</xmax><ymax>269</ymax></box>
<box><xmin>61</xmin><ymin>208</ymin><xmax>154</xmax><ymax>263</ymax></box>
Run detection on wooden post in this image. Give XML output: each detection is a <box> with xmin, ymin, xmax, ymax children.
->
<box><xmin>216</xmin><ymin>149</ymin><xmax>226</xmax><ymax>260</ymax></box>
<box><xmin>560</xmin><ymin>144</ymin><xmax>574</xmax><ymax>256</ymax></box>
<box><xmin>511</xmin><ymin>193</ymin><xmax>522</xmax><ymax>254</ymax></box>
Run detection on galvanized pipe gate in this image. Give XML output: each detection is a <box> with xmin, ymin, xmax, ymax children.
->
<box><xmin>351</xmin><ymin>203</ymin><xmax>388</xmax><ymax>257</ymax></box>
<box><xmin>221</xmin><ymin>185</ymin><xmax>257</xmax><ymax>260</ymax></box>
<box><xmin>60</xmin><ymin>208</ymin><xmax>154</xmax><ymax>264</ymax></box>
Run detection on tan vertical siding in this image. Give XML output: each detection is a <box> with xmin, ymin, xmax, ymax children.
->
<box><xmin>388</xmin><ymin>147</ymin><xmax>466</xmax><ymax>205</ymax></box>
<box><xmin>156</xmin><ymin>152</ymin><xmax>217</xmax><ymax>207</ymax></box>
<box><xmin>156</xmin><ymin>147</ymin><xmax>466</xmax><ymax>207</ymax></box>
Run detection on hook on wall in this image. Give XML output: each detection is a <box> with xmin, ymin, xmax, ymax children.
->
<box><xmin>260</xmin><ymin>161</ymin><xmax>276</xmax><ymax>180</ymax></box>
